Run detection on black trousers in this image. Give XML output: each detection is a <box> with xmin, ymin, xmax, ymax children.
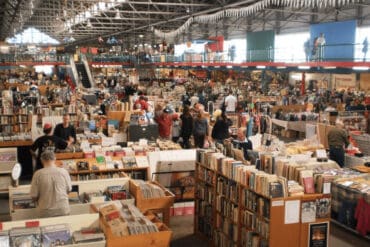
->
<box><xmin>194</xmin><ymin>134</ymin><xmax>205</xmax><ymax>148</ymax></box>
<box><xmin>181</xmin><ymin>135</ymin><xmax>191</xmax><ymax>149</ymax></box>
<box><xmin>329</xmin><ymin>146</ymin><xmax>345</xmax><ymax>167</ymax></box>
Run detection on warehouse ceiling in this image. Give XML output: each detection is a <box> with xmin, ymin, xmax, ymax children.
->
<box><xmin>1</xmin><ymin>0</ymin><xmax>370</xmax><ymax>46</ymax></box>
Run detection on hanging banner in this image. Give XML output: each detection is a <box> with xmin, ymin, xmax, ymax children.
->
<box><xmin>331</xmin><ymin>73</ymin><xmax>356</xmax><ymax>90</ymax></box>
<box><xmin>246</xmin><ymin>30</ymin><xmax>275</xmax><ymax>62</ymax></box>
<box><xmin>310</xmin><ymin>20</ymin><xmax>356</xmax><ymax>61</ymax></box>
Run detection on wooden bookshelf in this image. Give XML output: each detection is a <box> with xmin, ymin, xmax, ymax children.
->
<box><xmin>194</xmin><ymin>159</ymin><xmax>331</xmax><ymax>247</ymax></box>
<box><xmin>55</xmin><ymin>157</ymin><xmax>150</xmax><ymax>181</ymax></box>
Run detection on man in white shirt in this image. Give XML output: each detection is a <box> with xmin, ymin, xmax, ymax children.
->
<box><xmin>30</xmin><ymin>151</ymin><xmax>72</xmax><ymax>218</ymax></box>
<box><xmin>224</xmin><ymin>91</ymin><xmax>237</xmax><ymax>112</ymax></box>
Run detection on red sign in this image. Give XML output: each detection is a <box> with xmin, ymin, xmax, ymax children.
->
<box><xmin>26</xmin><ymin>221</ymin><xmax>40</xmax><ymax>228</ymax></box>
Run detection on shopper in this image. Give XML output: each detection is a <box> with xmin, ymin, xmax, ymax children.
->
<box><xmin>211</xmin><ymin>112</ymin><xmax>231</xmax><ymax>144</ymax></box>
<box><xmin>54</xmin><ymin>113</ymin><xmax>77</xmax><ymax>143</ymax></box>
<box><xmin>155</xmin><ymin>107</ymin><xmax>177</xmax><ymax>139</ymax></box>
<box><xmin>224</xmin><ymin>90</ymin><xmax>237</xmax><ymax>113</ymax></box>
<box><xmin>134</xmin><ymin>95</ymin><xmax>149</xmax><ymax>111</ymax></box>
<box><xmin>327</xmin><ymin>120</ymin><xmax>349</xmax><ymax>167</ymax></box>
<box><xmin>180</xmin><ymin>105</ymin><xmax>193</xmax><ymax>149</ymax></box>
<box><xmin>193</xmin><ymin>110</ymin><xmax>209</xmax><ymax>148</ymax></box>
<box><xmin>232</xmin><ymin>127</ymin><xmax>253</xmax><ymax>160</ymax></box>
<box><xmin>30</xmin><ymin>151</ymin><xmax>72</xmax><ymax>218</ymax></box>
<box><xmin>31</xmin><ymin>123</ymin><xmax>71</xmax><ymax>171</ymax></box>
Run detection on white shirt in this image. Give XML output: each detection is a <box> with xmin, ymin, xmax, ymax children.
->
<box><xmin>225</xmin><ymin>95</ymin><xmax>237</xmax><ymax>112</ymax></box>
<box><xmin>190</xmin><ymin>96</ymin><xmax>199</xmax><ymax>107</ymax></box>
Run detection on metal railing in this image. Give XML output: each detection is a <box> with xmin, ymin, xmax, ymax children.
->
<box><xmin>0</xmin><ymin>43</ymin><xmax>368</xmax><ymax>64</ymax></box>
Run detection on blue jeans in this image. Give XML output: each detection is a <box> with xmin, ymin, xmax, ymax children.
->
<box><xmin>329</xmin><ymin>146</ymin><xmax>345</xmax><ymax>167</ymax></box>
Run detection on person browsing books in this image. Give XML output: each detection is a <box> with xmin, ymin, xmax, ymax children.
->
<box><xmin>327</xmin><ymin>120</ymin><xmax>349</xmax><ymax>167</ymax></box>
<box><xmin>30</xmin><ymin>151</ymin><xmax>72</xmax><ymax>218</ymax></box>
<box><xmin>231</xmin><ymin>127</ymin><xmax>253</xmax><ymax>161</ymax></box>
<box><xmin>53</xmin><ymin>113</ymin><xmax>77</xmax><ymax>143</ymax></box>
<box><xmin>31</xmin><ymin>123</ymin><xmax>72</xmax><ymax>171</ymax></box>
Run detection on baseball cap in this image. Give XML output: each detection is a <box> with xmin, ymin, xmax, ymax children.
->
<box><xmin>43</xmin><ymin>123</ymin><xmax>52</xmax><ymax>130</ymax></box>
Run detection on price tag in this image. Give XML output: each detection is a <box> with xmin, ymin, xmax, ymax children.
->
<box><xmin>25</xmin><ymin>221</ymin><xmax>40</xmax><ymax>228</ymax></box>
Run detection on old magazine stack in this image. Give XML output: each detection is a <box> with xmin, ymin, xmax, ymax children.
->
<box><xmin>195</xmin><ymin>150</ymin><xmax>331</xmax><ymax>247</ymax></box>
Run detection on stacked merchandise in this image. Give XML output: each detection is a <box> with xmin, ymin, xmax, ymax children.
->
<box><xmin>134</xmin><ymin>180</ymin><xmax>166</xmax><ymax>199</ymax></box>
<box><xmin>3</xmin><ymin>224</ymin><xmax>104</xmax><ymax>246</ymax></box>
<box><xmin>12</xmin><ymin>194</ymin><xmax>36</xmax><ymax>210</ymax></box>
<box><xmin>99</xmin><ymin>203</ymin><xmax>159</xmax><ymax>237</ymax></box>
<box><xmin>331</xmin><ymin>174</ymin><xmax>370</xmax><ymax>237</ymax></box>
<box><xmin>195</xmin><ymin>150</ymin><xmax>289</xmax><ymax>247</ymax></box>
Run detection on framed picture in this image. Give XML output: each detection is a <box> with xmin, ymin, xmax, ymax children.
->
<box><xmin>308</xmin><ymin>222</ymin><xmax>329</xmax><ymax>247</ymax></box>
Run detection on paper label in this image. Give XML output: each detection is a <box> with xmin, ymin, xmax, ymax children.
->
<box><xmin>323</xmin><ymin>182</ymin><xmax>331</xmax><ymax>194</ymax></box>
<box><xmin>285</xmin><ymin>200</ymin><xmax>300</xmax><ymax>224</ymax></box>
<box><xmin>272</xmin><ymin>200</ymin><xmax>284</xmax><ymax>207</ymax></box>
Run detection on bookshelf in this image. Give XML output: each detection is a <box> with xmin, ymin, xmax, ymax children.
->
<box><xmin>0</xmin><ymin>113</ymin><xmax>32</xmax><ymax>134</ymax></box>
<box><xmin>55</xmin><ymin>157</ymin><xmax>150</xmax><ymax>181</ymax></box>
<box><xmin>194</xmin><ymin>151</ymin><xmax>331</xmax><ymax>247</ymax></box>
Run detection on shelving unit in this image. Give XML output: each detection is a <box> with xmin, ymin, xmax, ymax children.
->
<box><xmin>194</xmin><ymin>158</ymin><xmax>331</xmax><ymax>247</ymax></box>
<box><xmin>56</xmin><ymin>157</ymin><xmax>150</xmax><ymax>181</ymax></box>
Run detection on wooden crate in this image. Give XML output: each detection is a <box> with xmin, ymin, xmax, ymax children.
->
<box><xmin>129</xmin><ymin>180</ymin><xmax>175</xmax><ymax>212</ymax></box>
<box><xmin>100</xmin><ymin>211</ymin><xmax>172</xmax><ymax>247</ymax></box>
<box><xmin>1</xmin><ymin>214</ymin><xmax>105</xmax><ymax>247</ymax></box>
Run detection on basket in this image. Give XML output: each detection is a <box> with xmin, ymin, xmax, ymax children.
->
<box><xmin>351</xmin><ymin>133</ymin><xmax>370</xmax><ymax>156</ymax></box>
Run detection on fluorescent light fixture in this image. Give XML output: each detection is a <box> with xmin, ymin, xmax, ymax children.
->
<box><xmin>323</xmin><ymin>66</ymin><xmax>336</xmax><ymax>69</ymax></box>
<box><xmin>214</xmin><ymin>66</ymin><xmax>220</xmax><ymax>68</ymax></box>
<box><xmin>139</xmin><ymin>34</ymin><xmax>144</xmax><ymax>38</ymax></box>
<box><xmin>114</xmin><ymin>9</ymin><xmax>121</xmax><ymax>19</ymax></box>
<box><xmin>86</xmin><ymin>19</ymin><xmax>92</xmax><ymax>28</ymax></box>
<box><xmin>277</xmin><ymin>66</ymin><xmax>287</xmax><ymax>69</ymax></box>
<box><xmin>241</xmin><ymin>66</ymin><xmax>249</xmax><ymax>68</ymax></box>
<box><xmin>353</xmin><ymin>66</ymin><xmax>369</xmax><ymax>71</ymax></box>
<box><xmin>256</xmin><ymin>65</ymin><xmax>266</xmax><ymax>69</ymax></box>
<box><xmin>298</xmin><ymin>66</ymin><xmax>310</xmax><ymax>70</ymax></box>
<box><xmin>226</xmin><ymin>65</ymin><xmax>233</xmax><ymax>69</ymax></box>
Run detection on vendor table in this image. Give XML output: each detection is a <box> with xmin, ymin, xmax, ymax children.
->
<box><xmin>271</xmin><ymin>119</ymin><xmax>316</xmax><ymax>132</ymax></box>
<box><xmin>345</xmin><ymin>154</ymin><xmax>370</xmax><ymax>168</ymax></box>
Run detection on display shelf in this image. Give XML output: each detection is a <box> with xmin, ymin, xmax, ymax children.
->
<box><xmin>0</xmin><ymin>140</ymin><xmax>33</xmax><ymax>147</ymax></box>
<box><xmin>99</xmin><ymin>209</ymin><xmax>172</xmax><ymax>247</ymax></box>
<box><xmin>55</xmin><ymin>152</ymin><xmax>85</xmax><ymax>160</ymax></box>
<box><xmin>8</xmin><ymin>177</ymin><xmax>133</xmax><ymax>221</ymax></box>
<box><xmin>129</xmin><ymin>180</ymin><xmax>175</xmax><ymax>226</ymax></box>
<box><xmin>1</xmin><ymin>213</ymin><xmax>105</xmax><ymax>247</ymax></box>
<box><xmin>194</xmin><ymin>156</ymin><xmax>331</xmax><ymax>247</ymax></box>
<box><xmin>55</xmin><ymin>157</ymin><xmax>150</xmax><ymax>181</ymax></box>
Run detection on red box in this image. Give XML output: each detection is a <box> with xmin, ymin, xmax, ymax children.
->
<box><xmin>84</xmin><ymin>152</ymin><xmax>95</xmax><ymax>158</ymax></box>
<box><xmin>114</xmin><ymin>150</ymin><xmax>126</xmax><ymax>157</ymax></box>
